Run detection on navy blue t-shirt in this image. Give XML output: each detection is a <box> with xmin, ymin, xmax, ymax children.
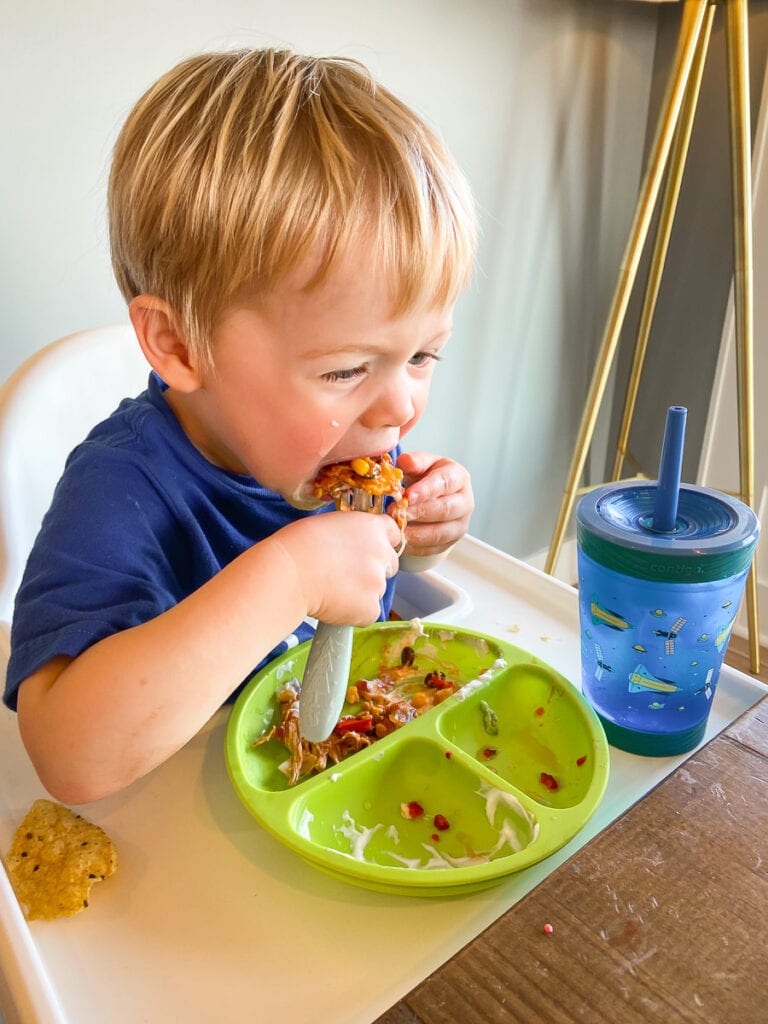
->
<box><xmin>3</xmin><ymin>373</ymin><xmax>397</xmax><ymax>710</ymax></box>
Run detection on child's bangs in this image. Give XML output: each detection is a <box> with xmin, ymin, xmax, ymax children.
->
<box><xmin>232</xmin><ymin>54</ymin><xmax>478</xmax><ymax>314</ymax></box>
<box><xmin>287</xmin><ymin>152</ymin><xmax>477</xmax><ymax>315</ymax></box>
<box><xmin>371</xmin><ymin>179</ymin><xmax>477</xmax><ymax>314</ymax></box>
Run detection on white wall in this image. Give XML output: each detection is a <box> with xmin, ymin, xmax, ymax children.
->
<box><xmin>0</xmin><ymin>0</ymin><xmax>659</xmax><ymax>558</ymax></box>
<box><xmin>700</xmin><ymin>54</ymin><xmax>768</xmax><ymax>646</ymax></box>
<box><xmin>609</xmin><ymin>5</ymin><xmax>768</xmax><ymax>497</ymax></box>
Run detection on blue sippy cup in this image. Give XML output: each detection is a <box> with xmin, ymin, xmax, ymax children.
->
<box><xmin>576</xmin><ymin>407</ymin><xmax>759</xmax><ymax>756</ymax></box>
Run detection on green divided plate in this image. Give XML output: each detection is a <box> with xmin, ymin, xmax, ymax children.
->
<box><xmin>226</xmin><ymin>622</ymin><xmax>609</xmax><ymax>897</ymax></box>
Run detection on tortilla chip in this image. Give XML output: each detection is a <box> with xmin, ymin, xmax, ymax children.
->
<box><xmin>4</xmin><ymin>799</ymin><xmax>117</xmax><ymax>920</ymax></box>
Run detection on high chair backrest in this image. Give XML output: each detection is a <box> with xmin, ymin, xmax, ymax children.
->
<box><xmin>0</xmin><ymin>326</ymin><xmax>149</xmax><ymax>638</ymax></box>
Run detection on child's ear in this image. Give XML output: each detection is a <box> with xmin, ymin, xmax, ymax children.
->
<box><xmin>129</xmin><ymin>296</ymin><xmax>202</xmax><ymax>392</ymax></box>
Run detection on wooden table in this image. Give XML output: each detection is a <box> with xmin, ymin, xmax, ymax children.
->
<box><xmin>377</xmin><ymin>639</ymin><xmax>768</xmax><ymax>1024</ymax></box>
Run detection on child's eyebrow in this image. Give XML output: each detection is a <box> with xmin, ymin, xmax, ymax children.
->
<box><xmin>301</xmin><ymin>342</ymin><xmax>384</xmax><ymax>359</ymax></box>
<box><xmin>302</xmin><ymin>329</ymin><xmax>453</xmax><ymax>360</ymax></box>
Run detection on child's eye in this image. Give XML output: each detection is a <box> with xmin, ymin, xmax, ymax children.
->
<box><xmin>409</xmin><ymin>351</ymin><xmax>442</xmax><ymax>368</ymax></box>
<box><xmin>321</xmin><ymin>364</ymin><xmax>368</xmax><ymax>383</ymax></box>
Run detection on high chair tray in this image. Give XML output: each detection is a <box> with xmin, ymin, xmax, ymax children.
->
<box><xmin>0</xmin><ymin>536</ymin><xmax>765</xmax><ymax>1024</ymax></box>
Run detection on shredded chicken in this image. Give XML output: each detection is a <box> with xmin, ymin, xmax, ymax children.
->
<box><xmin>253</xmin><ymin>665</ymin><xmax>459</xmax><ymax>785</ymax></box>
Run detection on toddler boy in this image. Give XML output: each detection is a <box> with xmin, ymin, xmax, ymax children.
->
<box><xmin>4</xmin><ymin>48</ymin><xmax>477</xmax><ymax>802</ymax></box>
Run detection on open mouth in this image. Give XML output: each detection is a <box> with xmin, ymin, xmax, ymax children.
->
<box><xmin>312</xmin><ymin>455</ymin><xmax>408</xmax><ymax>530</ymax></box>
<box><xmin>313</xmin><ymin>454</ymin><xmax>402</xmax><ymax>501</ymax></box>
<box><xmin>287</xmin><ymin>449</ymin><xmax>401</xmax><ymax>510</ymax></box>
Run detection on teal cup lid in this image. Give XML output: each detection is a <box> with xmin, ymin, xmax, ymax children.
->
<box><xmin>577</xmin><ymin>482</ymin><xmax>759</xmax><ymax>583</ymax></box>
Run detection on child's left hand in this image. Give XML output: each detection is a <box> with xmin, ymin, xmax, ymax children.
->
<box><xmin>396</xmin><ymin>451</ymin><xmax>474</xmax><ymax>559</ymax></box>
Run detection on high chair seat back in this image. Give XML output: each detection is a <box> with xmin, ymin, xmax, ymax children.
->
<box><xmin>0</xmin><ymin>326</ymin><xmax>148</xmax><ymax>662</ymax></box>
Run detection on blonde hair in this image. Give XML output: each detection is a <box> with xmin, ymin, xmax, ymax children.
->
<box><xmin>108</xmin><ymin>48</ymin><xmax>477</xmax><ymax>366</ymax></box>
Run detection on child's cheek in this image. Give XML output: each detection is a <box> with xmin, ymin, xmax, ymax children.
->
<box><xmin>280</xmin><ymin>420</ymin><xmax>343</xmax><ymax>473</ymax></box>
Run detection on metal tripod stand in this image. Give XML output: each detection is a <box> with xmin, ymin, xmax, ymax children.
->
<box><xmin>545</xmin><ymin>0</ymin><xmax>759</xmax><ymax>673</ymax></box>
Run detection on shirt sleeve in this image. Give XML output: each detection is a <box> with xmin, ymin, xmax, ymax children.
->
<box><xmin>4</xmin><ymin>450</ymin><xmax>184</xmax><ymax>710</ymax></box>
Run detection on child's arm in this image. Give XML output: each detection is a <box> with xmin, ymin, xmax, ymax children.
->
<box><xmin>16</xmin><ymin>512</ymin><xmax>401</xmax><ymax>804</ymax></box>
<box><xmin>395</xmin><ymin>451</ymin><xmax>474</xmax><ymax>566</ymax></box>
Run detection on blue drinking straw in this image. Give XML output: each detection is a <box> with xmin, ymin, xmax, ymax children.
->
<box><xmin>652</xmin><ymin>405</ymin><xmax>687</xmax><ymax>532</ymax></box>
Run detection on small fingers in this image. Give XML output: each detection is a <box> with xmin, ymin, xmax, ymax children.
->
<box><xmin>405</xmin><ymin>468</ymin><xmax>455</xmax><ymax>507</ymax></box>
<box><xmin>406</xmin><ymin>490</ymin><xmax>471</xmax><ymax>524</ymax></box>
<box><xmin>402</xmin><ymin>519</ymin><xmax>468</xmax><ymax>557</ymax></box>
<box><xmin>403</xmin><ymin>458</ymin><xmax>474</xmax><ymax>533</ymax></box>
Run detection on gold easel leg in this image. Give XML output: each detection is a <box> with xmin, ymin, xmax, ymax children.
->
<box><xmin>545</xmin><ymin>0</ymin><xmax>710</xmax><ymax>576</ymax></box>
<box><xmin>612</xmin><ymin>5</ymin><xmax>715</xmax><ymax>482</ymax></box>
<box><xmin>725</xmin><ymin>0</ymin><xmax>760</xmax><ymax>673</ymax></box>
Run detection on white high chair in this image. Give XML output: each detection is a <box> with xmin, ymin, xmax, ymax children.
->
<box><xmin>0</xmin><ymin>325</ymin><xmax>149</xmax><ymax>682</ymax></box>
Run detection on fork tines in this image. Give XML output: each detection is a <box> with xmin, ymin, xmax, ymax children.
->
<box><xmin>337</xmin><ymin>488</ymin><xmax>385</xmax><ymax>514</ymax></box>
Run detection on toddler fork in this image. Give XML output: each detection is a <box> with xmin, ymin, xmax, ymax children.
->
<box><xmin>298</xmin><ymin>487</ymin><xmax>387</xmax><ymax>742</ymax></box>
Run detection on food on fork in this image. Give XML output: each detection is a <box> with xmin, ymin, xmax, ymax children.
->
<box><xmin>313</xmin><ymin>453</ymin><xmax>408</xmax><ymax>530</ymax></box>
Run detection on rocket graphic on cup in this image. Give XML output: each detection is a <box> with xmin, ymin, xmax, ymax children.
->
<box><xmin>576</xmin><ymin>406</ymin><xmax>760</xmax><ymax>756</ymax></box>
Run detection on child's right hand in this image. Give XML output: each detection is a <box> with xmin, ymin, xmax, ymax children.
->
<box><xmin>275</xmin><ymin>511</ymin><xmax>402</xmax><ymax>626</ymax></box>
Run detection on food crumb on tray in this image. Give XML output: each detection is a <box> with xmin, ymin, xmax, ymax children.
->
<box><xmin>4</xmin><ymin>799</ymin><xmax>117</xmax><ymax>920</ymax></box>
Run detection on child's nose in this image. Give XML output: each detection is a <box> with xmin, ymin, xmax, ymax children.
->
<box><xmin>361</xmin><ymin>379</ymin><xmax>416</xmax><ymax>430</ymax></box>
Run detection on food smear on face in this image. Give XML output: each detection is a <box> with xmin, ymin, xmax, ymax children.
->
<box><xmin>313</xmin><ymin>453</ymin><xmax>408</xmax><ymax>529</ymax></box>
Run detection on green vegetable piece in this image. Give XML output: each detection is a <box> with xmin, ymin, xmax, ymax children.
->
<box><xmin>479</xmin><ymin>699</ymin><xmax>498</xmax><ymax>735</ymax></box>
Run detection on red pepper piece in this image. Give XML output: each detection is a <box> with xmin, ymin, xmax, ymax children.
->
<box><xmin>401</xmin><ymin>801</ymin><xmax>425</xmax><ymax>820</ymax></box>
<box><xmin>540</xmin><ymin>772</ymin><xmax>559</xmax><ymax>791</ymax></box>
<box><xmin>481</xmin><ymin>747</ymin><xmax>498</xmax><ymax>759</ymax></box>
<box><xmin>534</xmin><ymin>707</ymin><xmax>545</xmax><ymax>717</ymax></box>
<box><xmin>576</xmin><ymin>755</ymin><xmax>587</xmax><ymax>767</ymax></box>
<box><xmin>424</xmin><ymin>671</ymin><xmax>452</xmax><ymax>689</ymax></box>
<box><xmin>433</xmin><ymin>814</ymin><xmax>450</xmax><ymax>831</ymax></box>
<box><xmin>335</xmin><ymin>715</ymin><xmax>374</xmax><ymax>735</ymax></box>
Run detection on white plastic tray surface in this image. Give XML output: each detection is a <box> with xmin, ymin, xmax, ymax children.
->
<box><xmin>1</xmin><ymin>536</ymin><xmax>765</xmax><ymax>1024</ymax></box>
